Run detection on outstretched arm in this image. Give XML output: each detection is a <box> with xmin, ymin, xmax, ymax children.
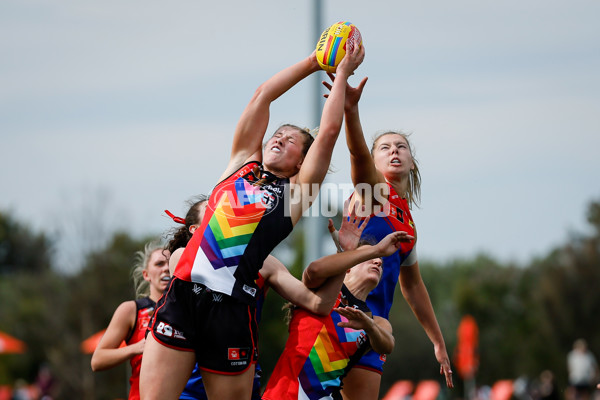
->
<box><xmin>264</xmin><ymin>206</ymin><xmax>369</xmax><ymax>315</ymax></box>
<box><xmin>302</xmin><ymin>205</ymin><xmax>368</xmax><ymax>289</ymax></box>
<box><xmin>264</xmin><ymin>210</ymin><xmax>369</xmax><ymax>315</ymax></box>
<box><xmin>399</xmin><ymin>261</ymin><xmax>454</xmax><ymax>388</ymax></box>
<box><xmin>267</xmin><ymin>213</ymin><xmax>412</xmax><ymax>316</ymax></box>
<box><xmin>343</xmin><ymin>76</ymin><xmax>386</xmax><ymax>191</ymax></box>
<box><xmin>292</xmin><ymin>40</ymin><xmax>366</xmax><ymax>223</ymax></box>
<box><xmin>303</xmin><ymin>218</ymin><xmax>413</xmax><ymax>289</ymax></box>
<box><xmin>221</xmin><ymin>52</ymin><xmax>322</xmax><ymax>181</ymax></box>
<box><xmin>260</xmin><ymin>255</ymin><xmax>339</xmax><ymax>316</ymax></box>
<box><xmin>324</xmin><ymin>73</ymin><xmax>383</xmax><ymax>191</ymax></box>
<box><xmin>91</xmin><ymin>301</ymin><xmax>140</xmax><ymax>371</ymax></box>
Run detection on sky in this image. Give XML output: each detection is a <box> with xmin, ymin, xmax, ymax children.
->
<box><xmin>1</xmin><ymin>0</ymin><xmax>599</xmax><ymax>272</ymax></box>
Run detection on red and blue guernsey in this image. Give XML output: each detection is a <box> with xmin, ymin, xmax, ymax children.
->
<box><xmin>361</xmin><ymin>183</ymin><xmax>416</xmax><ymax>320</ymax></box>
<box><xmin>262</xmin><ymin>285</ymin><xmax>371</xmax><ymax>400</ymax></box>
<box><xmin>173</xmin><ymin>161</ymin><xmax>292</xmax><ymax>305</ymax></box>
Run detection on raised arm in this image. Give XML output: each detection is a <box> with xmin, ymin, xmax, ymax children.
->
<box><xmin>292</xmin><ymin>40</ymin><xmax>365</xmax><ymax>222</ymax></box>
<box><xmin>323</xmin><ymin>73</ymin><xmax>382</xmax><ymax>190</ymax></box>
<box><xmin>91</xmin><ymin>301</ymin><xmax>139</xmax><ymax>371</ymax></box>
<box><xmin>322</xmin><ymin>73</ymin><xmax>385</xmax><ymax>211</ymax></box>
<box><xmin>342</xmin><ymin>75</ymin><xmax>385</xmax><ymax>191</ymax></box>
<box><xmin>221</xmin><ymin>53</ymin><xmax>321</xmax><ymax>181</ymax></box>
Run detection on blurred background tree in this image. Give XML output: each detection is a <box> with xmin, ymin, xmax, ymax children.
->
<box><xmin>1</xmin><ymin>199</ymin><xmax>599</xmax><ymax>399</ymax></box>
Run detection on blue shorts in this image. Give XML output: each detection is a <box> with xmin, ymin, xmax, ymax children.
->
<box><xmin>354</xmin><ymin>349</ymin><xmax>387</xmax><ymax>374</ymax></box>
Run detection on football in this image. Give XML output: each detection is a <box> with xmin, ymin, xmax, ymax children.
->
<box><xmin>315</xmin><ymin>21</ymin><xmax>362</xmax><ymax>73</ymax></box>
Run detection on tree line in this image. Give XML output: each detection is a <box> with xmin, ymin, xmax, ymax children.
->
<box><xmin>0</xmin><ymin>200</ymin><xmax>599</xmax><ymax>399</ymax></box>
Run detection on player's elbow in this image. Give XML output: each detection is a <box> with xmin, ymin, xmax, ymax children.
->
<box><xmin>90</xmin><ymin>352</ymin><xmax>112</xmax><ymax>372</ymax></box>
<box><xmin>313</xmin><ymin>298</ymin><xmax>333</xmax><ymax>316</ymax></box>
<box><xmin>252</xmin><ymin>83</ymin><xmax>277</xmax><ymax>105</ymax></box>
<box><xmin>90</xmin><ymin>355</ymin><xmax>102</xmax><ymax>372</ymax></box>
<box><xmin>304</xmin><ymin>262</ymin><xmax>325</xmax><ymax>283</ymax></box>
<box><xmin>383</xmin><ymin>336</ymin><xmax>395</xmax><ymax>354</ymax></box>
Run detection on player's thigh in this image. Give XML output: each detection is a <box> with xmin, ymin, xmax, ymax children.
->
<box><xmin>341</xmin><ymin>367</ymin><xmax>382</xmax><ymax>400</ymax></box>
<box><xmin>139</xmin><ymin>334</ymin><xmax>196</xmax><ymax>400</ymax></box>
<box><xmin>202</xmin><ymin>364</ymin><xmax>256</xmax><ymax>400</ymax></box>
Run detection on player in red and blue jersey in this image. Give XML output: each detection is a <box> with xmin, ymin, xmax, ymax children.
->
<box><xmin>322</xmin><ymin>74</ymin><xmax>454</xmax><ymax>399</ymax></box>
<box><xmin>263</xmin><ymin>206</ymin><xmax>413</xmax><ymax>400</ymax></box>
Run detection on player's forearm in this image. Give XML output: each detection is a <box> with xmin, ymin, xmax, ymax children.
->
<box><xmin>344</xmin><ymin>106</ymin><xmax>370</xmax><ymax>158</ymax></box>
<box><xmin>259</xmin><ymin>55</ymin><xmax>320</xmax><ymax>102</ymax></box>
<box><xmin>91</xmin><ymin>347</ymin><xmax>134</xmax><ymax>371</ymax></box>
<box><xmin>310</xmin><ymin>274</ymin><xmax>346</xmax><ymax>316</ymax></box>
<box><xmin>403</xmin><ymin>283</ymin><xmax>446</xmax><ymax>348</ymax></box>
<box><xmin>304</xmin><ymin>245</ymin><xmax>380</xmax><ymax>286</ymax></box>
<box><xmin>364</xmin><ymin>318</ymin><xmax>394</xmax><ymax>355</ymax></box>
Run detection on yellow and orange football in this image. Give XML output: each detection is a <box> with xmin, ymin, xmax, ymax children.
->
<box><xmin>315</xmin><ymin>21</ymin><xmax>362</xmax><ymax>73</ymax></box>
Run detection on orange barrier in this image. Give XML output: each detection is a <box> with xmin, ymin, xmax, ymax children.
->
<box><xmin>381</xmin><ymin>380</ymin><xmax>414</xmax><ymax>400</ymax></box>
<box><xmin>412</xmin><ymin>380</ymin><xmax>441</xmax><ymax>400</ymax></box>
<box><xmin>491</xmin><ymin>379</ymin><xmax>514</xmax><ymax>400</ymax></box>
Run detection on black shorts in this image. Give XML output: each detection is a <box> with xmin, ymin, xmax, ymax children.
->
<box><xmin>150</xmin><ymin>277</ymin><xmax>259</xmax><ymax>375</ymax></box>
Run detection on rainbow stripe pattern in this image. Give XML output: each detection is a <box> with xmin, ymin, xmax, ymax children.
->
<box><xmin>297</xmin><ymin>311</ymin><xmax>363</xmax><ymax>398</ymax></box>
<box><xmin>320</xmin><ymin>21</ymin><xmax>353</xmax><ymax>68</ymax></box>
<box><xmin>200</xmin><ymin>177</ymin><xmax>267</xmax><ymax>270</ymax></box>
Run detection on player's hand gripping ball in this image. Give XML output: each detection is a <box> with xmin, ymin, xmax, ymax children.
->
<box><xmin>316</xmin><ymin>21</ymin><xmax>362</xmax><ymax>73</ymax></box>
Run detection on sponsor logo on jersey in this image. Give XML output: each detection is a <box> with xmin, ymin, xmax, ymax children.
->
<box><xmin>156</xmin><ymin>322</ymin><xmax>186</xmax><ymax>340</ymax></box>
<box><xmin>243</xmin><ymin>284</ymin><xmax>257</xmax><ymax>297</ymax></box>
<box><xmin>138</xmin><ymin>307</ymin><xmax>155</xmax><ymax>330</ymax></box>
<box><xmin>156</xmin><ymin>322</ymin><xmax>173</xmax><ymax>337</ymax></box>
<box><xmin>391</xmin><ymin>206</ymin><xmax>404</xmax><ymax>224</ymax></box>
<box><xmin>140</xmin><ymin>317</ymin><xmax>152</xmax><ymax>330</ymax></box>
<box><xmin>174</xmin><ymin>329</ymin><xmax>186</xmax><ymax>340</ymax></box>
<box><xmin>228</xmin><ymin>348</ymin><xmax>250</xmax><ymax>361</ymax></box>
